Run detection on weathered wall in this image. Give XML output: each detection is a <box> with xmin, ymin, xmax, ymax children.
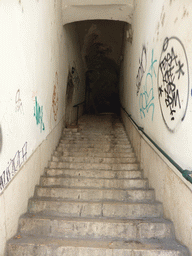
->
<box><xmin>64</xmin><ymin>22</ymin><xmax>86</xmax><ymax>126</ymax></box>
<box><xmin>120</xmin><ymin>0</ymin><xmax>192</xmax><ymax>253</ymax></box>
<box><xmin>0</xmin><ymin>0</ymin><xmax>83</xmax><ymax>254</ymax></box>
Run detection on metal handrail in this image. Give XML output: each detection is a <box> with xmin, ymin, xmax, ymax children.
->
<box><xmin>73</xmin><ymin>101</ymin><xmax>85</xmax><ymax>125</ymax></box>
<box><xmin>120</xmin><ymin>105</ymin><xmax>192</xmax><ymax>184</ymax></box>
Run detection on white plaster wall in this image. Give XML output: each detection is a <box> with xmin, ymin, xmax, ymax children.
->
<box><xmin>121</xmin><ymin>0</ymin><xmax>192</xmax><ymax>175</ymax></box>
<box><xmin>0</xmin><ymin>0</ymin><xmax>69</xmax><ymax>254</ymax></box>
<box><xmin>120</xmin><ymin>0</ymin><xmax>192</xmax><ymax>253</ymax></box>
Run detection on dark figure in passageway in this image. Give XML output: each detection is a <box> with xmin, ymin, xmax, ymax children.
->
<box><xmin>85</xmin><ymin>35</ymin><xmax>120</xmax><ymax>115</ymax></box>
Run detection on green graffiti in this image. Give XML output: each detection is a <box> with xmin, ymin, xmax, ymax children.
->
<box><xmin>34</xmin><ymin>97</ymin><xmax>45</xmax><ymax>132</ymax></box>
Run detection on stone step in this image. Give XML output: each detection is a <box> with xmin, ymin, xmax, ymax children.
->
<box><xmin>58</xmin><ymin>143</ymin><xmax>132</xmax><ymax>150</ymax></box>
<box><xmin>40</xmin><ymin>176</ymin><xmax>148</xmax><ymax>189</ymax></box>
<box><xmin>51</xmin><ymin>156</ymin><xmax>137</xmax><ymax>164</ymax></box>
<box><xmin>48</xmin><ymin>161</ymin><xmax>139</xmax><ymax>170</ymax></box>
<box><xmin>28</xmin><ymin>198</ymin><xmax>163</xmax><ymax>218</ymax></box>
<box><xmin>53</xmin><ymin>151</ymin><xmax>135</xmax><ymax>158</ymax></box>
<box><xmin>45</xmin><ymin>168</ymin><xmax>143</xmax><ymax>179</ymax></box>
<box><xmin>7</xmin><ymin>236</ymin><xmax>189</xmax><ymax>256</ymax></box>
<box><xmin>60</xmin><ymin>138</ymin><xmax>130</xmax><ymax>144</ymax></box>
<box><xmin>57</xmin><ymin>146</ymin><xmax>133</xmax><ymax>153</ymax></box>
<box><xmin>18</xmin><ymin>214</ymin><xmax>174</xmax><ymax>240</ymax></box>
<box><xmin>35</xmin><ymin>186</ymin><xmax>155</xmax><ymax>202</ymax></box>
<box><xmin>62</xmin><ymin>133</ymin><xmax>128</xmax><ymax>139</ymax></box>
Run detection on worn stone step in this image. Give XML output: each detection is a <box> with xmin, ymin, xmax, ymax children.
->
<box><xmin>35</xmin><ymin>186</ymin><xmax>155</xmax><ymax>202</ymax></box>
<box><xmin>40</xmin><ymin>176</ymin><xmax>148</xmax><ymax>189</ymax></box>
<box><xmin>28</xmin><ymin>198</ymin><xmax>163</xmax><ymax>218</ymax></box>
<box><xmin>53</xmin><ymin>151</ymin><xmax>135</xmax><ymax>158</ymax></box>
<box><xmin>57</xmin><ymin>146</ymin><xmax>133</xmax><ymax>153</ymax></box>
<box><xmin>58</xmin><ymin>143</ymin><xmax>132</xmax><ymax>150</ymax></box>
<box><xmin>61</xmin><ymin>136</ymin><xmax>129</xmax><ymax>141</ymax></box>
<box><xmin>60</xmin><ymin>141</ymin><xmax>131</xmax><ymax>147</ymax></box>
<box><xmin>18</xmin><ymin>214</ymin><xmax>174</xmax><ymax>240</ymax></box>
<box><xmin>51</xmin><ymin>156</ymin><xmax>136</xmax><ymax>164</ymax></box>
<box><xmin>62</xmin><ymin>133</ymin><xmax>128</xmax><ymax>139</ymax></box>
<box><xmin>45</xmin><ymin>168</ymin><xmax>143</xmax><ymax>179</ymax></box>
<box><xmin>7</xmin><ymin>236</ymin><xmax>189</xmax><ymax>256</ymax></box>
<box><xmin>48</xmin><ymin>161</ymin><xmax>139</xmax><ymax>170</ymax></box>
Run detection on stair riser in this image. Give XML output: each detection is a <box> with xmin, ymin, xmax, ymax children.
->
<box><xmin>61</xmin><ymin>138</ymin><xmax>130</xmax><ymax>143</ymax></box>
<box><xmin>19</xmin><ymin>218</ymin><xmax>174</xmax><ymax>240</ymax></box>
<box><xmin>45</xmin><ymin>169</ymin><xmax>143</xmax><ymax>179</ymax></box>
<box><xmin>57</xmin><ymin>146</ymin><xmax>133</xmax><ymax>153</ymax></box>
<box><xmin>6</xmin><ymin>243</ymin><xmax>188</xmax><ymax>256</ymax></box>
<box><xmin>28</xmin><ymin>200</ymin><xmax>163</xmax><ymax>218</ymax></box>
<box><xmin>48</xmin><ymin>162</ymin><xmax>139</xmax><ymax>170</ymax></box>
<box><xmin>51</xmin><ymin>156</ymin><xmax>136</xmax><ymax>164</ymax></box>
<box><xmin>35</xmin><ymin>187</ymin><xmax>155</xmax><ymax>201</ymax></box>
<box><xmin>54</xmin><ymin>151</ymin><xmax>135</xmax><ymax>158</ymax></box>
<box><xmin>58</xmin><ymin>144</ymin><xmax>132</xmax><ymax>150</ymax></box>
<box><xmin>40</xmin><ymin>177</ymin><xmax>148</xmax><ymax>189</ymax></box>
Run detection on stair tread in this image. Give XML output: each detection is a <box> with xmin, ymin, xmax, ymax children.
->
<box><xmin>21</xmin><ymin>213</ymin><xmax>172</xmax><ymax>224</ymax></box>
<box><xmin>8</xmin><ymin>236</ymin><xmax>188</xmax><ymax>254</ymax></box>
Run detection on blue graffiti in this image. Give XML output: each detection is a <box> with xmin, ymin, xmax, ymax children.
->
<box><xmin>139</xmin><ymin>49</ymin><xmax>157</xmax><ymax>121</ymax></box>
<box><xmin>34</xmin><ymin>97</ymin><xmax>45</xmax><ymax>132</ymax></box>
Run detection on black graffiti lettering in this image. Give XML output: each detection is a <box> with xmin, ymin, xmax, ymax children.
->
<box><xmin>158</xmin><ymin>37</ymin><xmax>188</xmax><ymax>128</ymax></box>
<box><xmin>22</xmin><ymin>142</ymin><xmax>28</xmax><ymax>162</ymax></box>
<box><xmin>136</xmin><ymin>46</ymin><xmax>147</xmax><ymax>95</ymax></box>
<box><xmin>0</xmin><ymin>142</ymin><xmax>28</xmax><ymax>193</ymax></box>
<box><xmin>0</xmin><ymin>175</ymin><xmax>4</xmax><ymax>190</ymax></box>
<box><xmin>6</xmin><ymin>167</ymin><xmax>11</xmax><ymax>183</ymax></box>
<box><xmin>175</xmin><ymin>60</ymin><xmax>185</xmax><ymax>79</ymax></box>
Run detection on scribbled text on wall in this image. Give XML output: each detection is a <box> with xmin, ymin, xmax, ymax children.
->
<box><xmin>158</xmin><ymin>37</ymin><xmax>189</xmax><ymax>132</ymax></box>
<box><xmin>139</xmin><ymin>49</ymin><xmax>157</xmax><ymax>121</ymax></box>
<box><xmin>0</xmin><ymin>142</ymin><xmax>27</xmax><ymax>193</ymax></box>
<box><xmin>34</xmin><ymin>97</ymin><xmax>45</xmax><ymax>132</ymax></box>
<box><xmin>52</xmin><ymin>72</ymin><xmax>59</xmax><ymax>121</ymax></box>
<box><xmin>136</xmin><ymin>46</ymin><xmax>147</xmax><ymax>96</ymax></box>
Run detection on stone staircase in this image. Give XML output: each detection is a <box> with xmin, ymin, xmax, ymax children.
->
<box><xmin>6</xmin><ymin>114</ymin><xmax>189</xmax><ymax>255</ymax></box>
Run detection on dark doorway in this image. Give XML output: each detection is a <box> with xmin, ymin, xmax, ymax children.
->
<box><xmin>76</xmin><ymin>20</ymin><xmax>126</xmax><ymax>115</ymax></box>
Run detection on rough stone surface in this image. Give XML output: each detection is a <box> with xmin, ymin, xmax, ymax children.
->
<box><xmin>6</xmin><ymin>114</ymin><xmax>190</xmax><ymax>255</ymax></box>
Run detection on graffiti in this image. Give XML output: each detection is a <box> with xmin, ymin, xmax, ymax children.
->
<box><xmin>0</xmin><ymin>125</ymin><xmax>2</xmax><ymax>153</ymax></box>
<box><xmin>158</xmin><ymin>37</ymin><xmax>189</xmax><ymax>132</ymax></box>
<box><xmin>52</xmin><ymin>72</ymin><xmax>59</xmax><ymax>121</ymax></box>
<box><xmin>0</xmin><ymin>142</ymin><xmax>27</xmax><ymax>192</ymax></box>
<box><xmin>17</xmin><ymin>0</ymin><xmax>24</xmax><ymax>12</ymax></box>
<box><xmin>34</xmin><ymin>97</ymin><xmax>45</xmax><ymax>132</ymax></box>
<box><xmin>15</xmin><ymin>89</ymin><xmax>24</xmax><ymax>114</ymax></box>
<box><xmin>136</xmin><ymin>46</ymin><xmax>147</xmax><ymax>96</ymax></box>
<box><xmin>139</xmin><ymin>49</ymin><xmax>157</xmax><ymax>121</ymax></box>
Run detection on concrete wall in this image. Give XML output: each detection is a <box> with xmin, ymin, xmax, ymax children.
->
<box><xmin>0</xmin><ymin>0</ymin><xmax>85</xmax><ymax>255</ymax></box>
<box><xmin>120</xmin><ymin>0</ymin><xmax>192</xmax><ymax>253</ymax></box>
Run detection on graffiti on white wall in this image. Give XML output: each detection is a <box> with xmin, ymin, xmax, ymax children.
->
<box><xmin>136</xmin><ymin>46</ymin><xmax>147</xmax><ymax>96</ymax></box>
<box><xmin>0</xmin><ymin>142</ymin><xmax>27</xmax><ymax>193</ymax></box>
<box><xmin>52</xmin><ymin>72</ymin><xmax>59</xmax><ymax>122</ymax></box>
<box><xmin>158</xmin><ymin>37</ymin><xmax>189</xmax><ymax>132</ymax></box>
<box><xmin>34</xmin><ymin>97</ymin><xmax>45</xmax><ymax>132</ymax></box>
<box><xmin>139</xmin><ymin>49</ymin><xmax>157</xmax><ymax>121</ymax></box>
<box><xmin>15</xmin><ymin>89</ymin><xmax>24</xmax><ymax>114</ymax></box>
